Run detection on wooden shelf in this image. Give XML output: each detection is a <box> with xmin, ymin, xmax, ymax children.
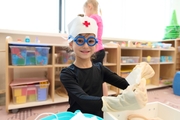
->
<box><xmin>53</xmin><ymin>93</ymin><xmax>68</xmax><ymax>103</ymax></box>
<box><xmin>5</xmin><ymin>39</ymin><xmax>120</xmax><ymax>112</ymax></box>
<box><xmin>8</xmin><ymin>65</ymin><xmax>53</xmax><ymax>68</ymax></box>
<box><xmin>121</xmin><ymin>63</ymin><xmax>138</xmax><ymax>66</ymax></box>
<box><xmin>160</xmin><ymin>62</ymin><xmax>174</xmax><ymax>64</ymax></box>
<box><xmin>4</xmin><ymin>32</ymin><xmax>178</xmax><ymax>113</ymax></box>
<box><xmin>8</xmin><ymin>96</ymin><xmax>53</xmax><ymax>110</ymax></box>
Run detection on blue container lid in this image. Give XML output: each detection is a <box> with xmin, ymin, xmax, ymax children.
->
<box><xmin>40</xmin><ymin>110</ymin><xmax>103</xmax><ymax>120</ymax></box>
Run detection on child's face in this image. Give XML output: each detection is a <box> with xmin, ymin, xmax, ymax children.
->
<box><xmin>84</xmin><ymin>4</ymin><xmax>93</xmax><ymax>16</ymax></box>
<box><xmin>69</xmin><ymin>33</ymin><xmax>96</xmax><ymax>60</ymax></box>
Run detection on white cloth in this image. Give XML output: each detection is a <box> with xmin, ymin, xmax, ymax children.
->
<box><xmin>67</xmin><ymin>16</ymin><xmax>98</xmax><ymax>43</ymax></box>
<box><xmin>70</xmin><ymin>111</ymin><xmax>98</xmax><ymax>120</ymax></box>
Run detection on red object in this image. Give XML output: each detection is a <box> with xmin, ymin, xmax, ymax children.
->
<box><xmin>27</xmin><ymin>89</ymin><xmax>36</xmax><ymax>95</ymax></box>
<box><xmin>83</xmin><ymin>21</ymin><xmax>90</xmax><ymax>27</ymax></box>
<box><xmin>11</xmin><ymin>48</ymin><xmax>20</xmax><ymax>54</ymax></box>
<box><xmin>22</xmin><ymin>88</ymin><xmax>27</xmax><ymax>96</ymax></box>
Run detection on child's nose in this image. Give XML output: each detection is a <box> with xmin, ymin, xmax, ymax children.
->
<box><xmin>82</xmin><ymin>42</ymin><xmax>89</xmax><ymax>47</ymax></box>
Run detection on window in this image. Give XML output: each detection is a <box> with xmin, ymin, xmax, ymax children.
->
<box><xmin>64</xmin><ymin>0</ymin><xmax>173</xmax><ymax>40</ymax></box>
<box><xmin>0</xmin><ymin>0</ymin><xmax>59</xmax><ymax>33</ymax></box>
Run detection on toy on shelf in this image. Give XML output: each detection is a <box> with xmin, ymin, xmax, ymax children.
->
<box><xmin>160</xmin><ymin>56</ymin><xmax>172</xmax><ymax>62</ymax></box>
<box><xmin>26</xmin><ymin>50</ymin><xmax>36</xmax><ymax>65</ymax></box>
<box><xmin>121</xmin><ymin>56</ymin><xmax>139</xmax><ymax>63</ymax></box>
<box><xmin>135</xmin><ymin>42</ymin><xmax>142</xmax><ymax>48</ymax></box>
<box><xmin>142</xmin><ymin>56</ymin><xmax>160</xmax><ymax>63</ymax></box>
<box><xmin>163</xmin><ymin>10</ymin><xmax>180</xmax><ymax>40</ymax></box>
<box><xmin>35</xmin><ymin>37</ymin><xmax>40</xmax><ymax>43</ymax></box>
<box><xmin>58</xmin><ymin>50</ymin><xmax>75</xmax><ymax>64</ymax></box>
<box><xmin>10</xmin><ymin>46</ymin><xmax>27</xmax><ymax>66</ymax></box>
<box><xmin>10</xmin><ymin>78</ymin><xmax>49</xmax><ymax>104</ymax></box>
<box><xmin>25</xmin><ymin>36</ymin><xmax>30</xmax><ymax>43</ymax></box>
<box><xmin>121</xmin><ymin>42</ymin><xmax>126</xmax><ymax>47</ymax></box>
<box><xmin>17</xmin><ymin>38</ymin><xmax>22</xmax><ymax>42</ymax></box>
<box><xmin>35</xmin><ymin>47</ymin><xmax>50</xmax><ymax>65</ymax></box>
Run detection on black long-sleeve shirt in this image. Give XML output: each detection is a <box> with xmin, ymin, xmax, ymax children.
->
<box><xmin>60</xmin><ymin>62</ymin><xmax>129</xmax><ymax>117</ymax></box>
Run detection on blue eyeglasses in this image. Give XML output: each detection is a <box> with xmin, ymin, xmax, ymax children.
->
<box><xmin>69</xmin><ymin>35</ymin><xmax>98</xmax><ymax>46</ymax></box>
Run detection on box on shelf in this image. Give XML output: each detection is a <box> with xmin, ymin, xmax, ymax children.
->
<box><xmin>152</xmin><ymin>43</ymin><xmax>172</xmax><ymax>49</ymax></box>
<box><xmin>160</xmin><ymin>56</ymin><xmax>173</xmax><ymax>62</ymax></box>
<box><xmin>57</xmin><ymin>50</ymin><xmax>75</xmax><ymax>64</ymax></box>
<box><xmin>104</xmin><ymin>102</ymin><xmax>180</xmax><ymax>120</ymax></box>
<box><xmin>10</xmin><ymin>46</ymin><xmax>27</xmax><ymax>66</ymax></box>
<box><xmin>26</xmin><ymin>50</ymin><xmax>36</xmax><ymax>65</ymax></box>
<box><xmin>35</xmin><ymin>47</ymin><xmax>50</xmax><ymax>65</ymax></box>
<box><xmin>142</xmin><ymin>57</ymin><xmax>160</xmax><ymax>63</ymax></box>
<box><xmin>10</xmin><ymin>46</ymin><xmax>50</xmax><ymax>66</ymax></box>
<box><xmin>162</xmin><ymin>43</ymin><xmax>172</xmax><ymax>49</ymax></box>
<box><xmin>121</xmin><ymin>56</ymin><xmax>139</xmax><ymax>63</ymax></box>
<box><xmin>10</xmin><ymin>78</ymin><xmax>49</xmax><ymax>104</ymax></box>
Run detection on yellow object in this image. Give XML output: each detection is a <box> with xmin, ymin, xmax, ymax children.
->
<box><xmin>147</xmin><ymin>56</ymin><xmax>151</xmax><ymax>62</ymax></box>
<box><xmin>147</xmin><ymin>42</ymin><xmax>152</xmax><ymax>47</ymax></box>
<box><xmin>14</xmin><ymin>89</ymin><xmax>22</xmax><ymax>97</ymax></box>
<box><xmin>40</xmin><ymin>81</ymin><xmax>48</xmax><ymax>88</ymax></box>
<box><xmin>146</xmin><ymin>79</ymin><xmax>151</xmax><ymax>85</ymax></box>
<box><xmin>16</xmin><ymin>96</ymin><xmax>26</xmax><ymax>103</ymax></box>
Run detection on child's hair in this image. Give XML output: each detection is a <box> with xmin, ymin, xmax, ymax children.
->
<box><xmin>78</xmin><ymin>14</ymin><xmax>84</xmax><ymax>17</ymax></box>
<box><xmin>84</xmin><ymin>0</ymin><xmax>102</xmax><ymax>15</ymax></box>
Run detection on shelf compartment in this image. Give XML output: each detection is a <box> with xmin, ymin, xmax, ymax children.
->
<box><xmin>160</xmin><ymin>64</ymin><xmax>175</xmax><ymax>80</ymax></box>
<box><xmin>142</xmin><ymin>57</ymin><xmax>160</xmax><ymax>64</ymax></box>
<box><xmin>8</xmin><ymin>95</ymin><xmax>53</xmax><ymax>110</ymax></box>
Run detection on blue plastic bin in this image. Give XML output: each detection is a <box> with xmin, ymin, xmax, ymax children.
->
<box><xmin>41</xmin><ymin>110</ymin><xmax>103</xmax><ymax>120</ymax></box>
<box><xmin>10</xmin><ymin>46</ymin><xmax>27</xmax><ymax>66</ymax></box>
<box><xmin>35</xmin><ymin>47</ymin><xmax>50</xmax><ymax>65</ymax></box>
<box><xmin>173</xmin><ymin>71</ymin><xmax>180</xmax><ymax>96</ymax></box>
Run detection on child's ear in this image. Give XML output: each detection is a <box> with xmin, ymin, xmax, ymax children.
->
<box><xmin>88</xmin><ymin>3</ymin><xmax>93</xmax><ymax>10</ymax></box>
<box><xmin>69</xmin><ymin>42</ymin><xmax>73</xmax><ymax>50</ymax></box>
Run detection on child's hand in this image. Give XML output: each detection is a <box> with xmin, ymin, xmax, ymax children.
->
<box><xmin>101</xmin><ymin>78</ymin><xmax>147</xmax><ymax>112</ymax></box>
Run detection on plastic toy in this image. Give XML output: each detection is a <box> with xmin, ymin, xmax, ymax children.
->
<box><xmin>17</xmin><ymin>38</ymin><xmax>22</xmax><ymax>42</ymax></box>
<box><xmin>26</xmin><ymin>51</ymin><xmax>36</xmax><ymax>65</ymax></box>
<box><xmin>163</xmin><ymin>10</ymin><xmax>180</xmax><ymax>40</ymax></box>
<box><xmin>25</xmin><ymin>36</ymin><xmax>30</xmax><ymax>43</ymax></box>
<box><xmin>35</xmin><ymin>47</ymin><xmax>50</xmax><ymax>65</ymax></box>
<box><xmin>10</xmin><ymin>46</ymin><xmax>27</xmax><ymax>65</ymax></box>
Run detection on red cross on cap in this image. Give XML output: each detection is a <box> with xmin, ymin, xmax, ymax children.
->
<box><xmin>83</xmin><ymin>21</ymin><xmax>90</xmax><ymax>27</ymax></box>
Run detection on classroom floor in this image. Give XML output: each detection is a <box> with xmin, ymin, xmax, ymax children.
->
<box><xmin>0</xmin><ymin>87</ymin><xmax>180</xmax><ymax>120</ymax></box>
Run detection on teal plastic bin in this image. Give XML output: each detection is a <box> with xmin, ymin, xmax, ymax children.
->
<box><xmin>40</xmin><ymin>110</ymin><xmax>103</xmax><ymax>120</ymax></box>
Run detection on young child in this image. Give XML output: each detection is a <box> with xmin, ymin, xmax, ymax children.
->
<box><xmin>83</xmin><ymin>0</ymin><xmax>109</xmax><ymax>96</ymax></box>
<box><xmin>60</xmin><ymin>15</ymin><xmax>149</xmax><ymax>118</ymax></box>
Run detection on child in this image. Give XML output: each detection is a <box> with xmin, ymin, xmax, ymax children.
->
<box><xmin>83</xmin><ymin>0</ymin><xmax>108</xmax><ymax>96</ymax></box>
<box><xmin>60</xmin><ymin>15</ymin><xmax>149</xmax><ymax>118</ymax></box>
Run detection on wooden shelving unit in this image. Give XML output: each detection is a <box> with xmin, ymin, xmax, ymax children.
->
<box><xmin>4</xmin><ymin>29</ymin><xmax>179</xmax><ymax>112</ymax></box>
<box><xmin>120</xmin><ymin>47</ymin><xmax>176</xmax><ymax>90</ymax></box>
<box><xmin>5</xmin><ymin>39</ymin><xmax>120</xmax><ymax>112</ymax></box>
<box><xmin>0</xmin><ymin>50</ymin><xmax>5</xmax><ymax>95</ymax></box>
